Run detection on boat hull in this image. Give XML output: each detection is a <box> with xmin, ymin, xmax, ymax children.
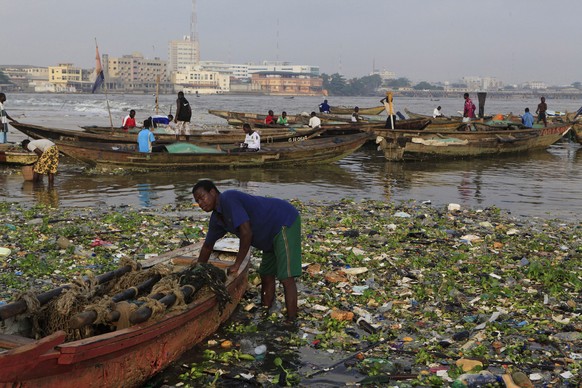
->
<box><xmin>330</xmin><ymin>105</ymin><xmax>385</xmax><ymax>115</ymax></box>
<box><xmin>0</xmin><ymin>145</ymin><xmax>38</xmax><ymax>165</ymax></box>
<box><xmin>54</xmin><ymin>133</ymin><xmax>371</xmax><ymax>170</ymax></box>
<box><xmin>12</xmin><ymin>122</ymin><xmax>317</xmax><ymax>146</ymax></box>
<box><xmin>0</xmin><ymin>243</ymin><xmax>249</xmax><ymax>387</ymax></box>
<box><xmin>376</xmin><ymin>124</ymin><xmax>571</xmax><ymax>161</ymax></box>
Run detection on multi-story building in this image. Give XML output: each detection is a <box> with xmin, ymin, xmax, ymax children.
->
<box><xmin>172</xmin><ymin>65</ymin><xmax>230</xmax><ymax>94</ymax></box>
<box><xmin>251</xmin><ymin>71</ymin><xmax>323</xmax><ymax>96</ymax></box>
<box><xmin>521</xmin><ymin>81</ymin><xmax>547</xmax><ymax>90</ymax></box>
<box><xmin>168</xmin><ymin>36</ymin><xmax>200</xmax><ymax>74</ymax></box>
<box><xmin>247</xmin><ymin>61</ymin><xmax>319</xmax><ymax>78</ymax></box>
<box><xmin>105</xmin><ymin>52</ymin><xmax>170</xmax><ymax>93</ymax></box>
<box><xmin>48</xmin><ymin>63</ymin><xmax>87</xmax><ymax>92</ymax></box>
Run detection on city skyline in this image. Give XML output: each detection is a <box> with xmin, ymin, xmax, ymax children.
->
<box><xmin>2</xmin><ymin>0</ymin><xmax>582</xmax><ymax>85</ymax></box>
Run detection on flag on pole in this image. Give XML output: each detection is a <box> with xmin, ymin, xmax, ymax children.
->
<box><xmin>91</xmin><ymin>45</ymin><xmax>105</xmax><ymax>93</ymax></box>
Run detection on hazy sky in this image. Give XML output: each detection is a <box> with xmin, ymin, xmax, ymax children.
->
<box><xmin>2</xmin><ymin>0</ymin><xmax>581</xmax><ymax>85</ymax></box>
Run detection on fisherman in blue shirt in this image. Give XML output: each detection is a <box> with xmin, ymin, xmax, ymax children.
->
<box><xmin>521</xmin><ymin>107</ymin><xmax>535</xmax><ymax>128</ymax></box>
<box><xmin>318</xmin><ymin>99</ymin><xmax>330</xmax><ymax>114</ymax></box>
<box><xmin>137</xmin><ymin>117</ymin><xmax>156</xmax><ymax>152</ymax></box>
<box><xmin>192</xmin><ymin>180</ymin><xmax>301</xmax><ymax>321</ymax></box>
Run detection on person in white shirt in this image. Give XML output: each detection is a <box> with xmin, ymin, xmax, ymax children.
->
<box><xmin>351</xmin><ymin>106</ymin><xmax>360</xmax><ymax>122</ymax></box>
<box><xmin>433</xmin><ymin>106</ymin><xmax>443</xmax><ymax>118</ymax></box>
<box><xmin>241</xmin><ymin>123</ymin><xmax>260</xmax><ymax>151</ymax></box>
<box><xmin>308</xmin><ymin>112</ymin><xmax>321</xmax><ymax>129</ymax></box>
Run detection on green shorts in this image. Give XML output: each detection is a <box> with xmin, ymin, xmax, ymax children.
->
<box><xmin>258</xmin><ymin>215</ymin><xmax>302</xmax><ymax>280</ymax></box>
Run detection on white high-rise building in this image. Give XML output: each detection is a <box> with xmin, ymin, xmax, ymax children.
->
<box><xmin>168</xmin><ymin>36</ymin><xmax>200</xmax><ymax>74</ymax></box>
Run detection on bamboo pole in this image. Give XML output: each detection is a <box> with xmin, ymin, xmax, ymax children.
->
<box><xmin>129</xmin><ymin>284</ymin><xmax>200</xmax><ymax>324</ymax></box>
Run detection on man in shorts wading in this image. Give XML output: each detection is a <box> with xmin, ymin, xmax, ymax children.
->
<box><xmin>192</xmin><ymin>180</ymin><xmax>301</xmax><ymax>321</ymax></box>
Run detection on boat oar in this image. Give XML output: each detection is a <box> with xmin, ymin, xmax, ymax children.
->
<box><xmin>0</xmin><ymin>265</ymin><xmax>135</xmax><ymax>321</ymax></box>
<box><xmin>68</xmin><ymin>274</ymin><xmax>162</xmax><ymax>329</ymax></box>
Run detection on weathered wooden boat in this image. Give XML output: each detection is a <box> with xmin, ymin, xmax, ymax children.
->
<box><xmin>208</xmin><ymin>109</ymin><xmax>310</xmax><ymax>126</ymax></box>
<box><xmin>0</xmin><ymin>144</ymin><xmax>38</xmax><ymax>165</ymax></box>
<box><xmin>12</xmin><ymin>122</ymin><xmax>320</xmax><ymax>146</ymax></box>
<box><xmin>0</xmin><ymin>240</ymin><xmax>249</xmax><ymax>387</ymax></box>
<box><xmin>329</xmin><ymin>105</ymin><xmax>386</xmax><ymax>115</ymax></box>
<box><xmin>404</xmin><ymin>108</ymin><xmax>493</xmax><ymax>122</ymax></box>
<box><xmin>53</xmin><ymin>132</ymin><xmax>371</xmax><ymax>170</ymax></box>
<box><xmin>572</xmin><ymin>122</ymin><xmax>582</xmax><ymax>144</ymax></box>
<box><xmin>375</xmin><ymin>122</ymin><xmax>571</xmax><ymax>161</ymax></box>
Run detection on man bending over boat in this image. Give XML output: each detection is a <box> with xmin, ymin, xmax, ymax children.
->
<box><xmin>193</xmin><ymin>180</ymin><xmax>301</xmax><ymax>321</ymax></box>
<box><xmin>21</xmin><ymin>138</ymin><xmax>59</xmax><ymax>186</ymax></box>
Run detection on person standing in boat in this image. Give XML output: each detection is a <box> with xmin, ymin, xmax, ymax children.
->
<box><xmin>21</xmin><ymin>138</ymin><xmax>59</xmax><ymax>186</ymax></box>
<box><xmin>319</xmin><ymin>99</ymin><xmax>330</xmax><ymax>114</ymax></box>
<box><xmin>0</xmin><ymin>93</ymin><xmax>18</xmax><ymax>144</ymax></box>
<box><xmin>241</xmin><ymin>123</ymin><xmax>260</xmax><ymax>151</ymax></box>
<box><xmin>463</xmin><ymin>93</ymin><xmax>476</xmax><ymax>122</ymax></box>
<box><xmin>308</xmin><ymin>111</ymin><xmax>321</xmax><ymax>129</ymax></box>
<box><xmin>122</xmin><ymin>109</ymin><xmax>137</xmax><ymax>130</ymax></box>
<box><xmin>265</xmin><ymin>110</ymin><xmax>276</xmax><ymax>125</ymax></box>
<box><xmin>521</xmin><ymin>108</ymin><xmax>535</xmax><ymax>128</ymax></box>
<box><xmin>174</xmin><ymin>91</ymin><xmax>192</xmax><ymax>141</ymax></box>
<box><xmin>276</xmin><ymin>111</ymin><xmax>289</xmax><ymax>126</ymax></box>
<box><xmin>192</xmin><ymin>179</ymin><xmax>302</xmax><ymax>321</ymax></box>
<box><xmin>536</xmin><ymin>96</ymin><xmax>548</xmax><ymax>127</ymax></box>
<box><xmin>137</xmin><ymin>117</ymin><xmax>156</xmax><ymax>153</ymax></box>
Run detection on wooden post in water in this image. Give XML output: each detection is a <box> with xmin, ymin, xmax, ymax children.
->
<box><xmin>477</xmin><ymin>92</ymin><xmax>487</xmax><ymax>119</ymax></box>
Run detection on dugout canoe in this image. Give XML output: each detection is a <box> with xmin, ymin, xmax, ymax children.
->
<box><xmin>0</xmin><ymin>144</ymin><xmax>38</xmax><ymax>165</ymax></box>
<box><xmin>375</xmin><ymin>122</ymin><xmax>571</xmax><ymax>161</ymax></box>
<box><xmin>208</xmin><ymin>109</ymin><xmax>310</xmax><ymax>126</ymax></box>
<box><xmin>54</xmin><ymin>132</ymin><xmax>371</xmax><ymax>171</ymax></box>
<box><xmin>12</xmin><ymin>122</ymin><xmax>320</xmax><ymax>146</ymax></box>
<box><xmin>329</xmin><ymin>105</ymin><xmax>386</xmax><ymax>115</ymax></box>
<box><xmin>0</xmin><ymin>240</ymin><xmax>249</xmax><ymax>387</ymax></box>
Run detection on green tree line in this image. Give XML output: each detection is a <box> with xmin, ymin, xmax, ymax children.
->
<box><xmin>322</xmin><ymin>74</ymin><xmax>443</xmax><ymax>96</ymax></box>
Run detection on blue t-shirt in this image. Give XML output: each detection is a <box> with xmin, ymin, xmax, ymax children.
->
<box><xmin>521</xmin><ymin>112</ymin><xmax>534</xmax><ymax>128</ymax></box>
<box><xmin>204</xmin><ymin>190</ymin><xmax>299</xmax><ymax>252</ymax></box>
<box><xmin>137</xmin><ymin>128</ymin><xmax>155</xmax><ymax>152</ymax></box>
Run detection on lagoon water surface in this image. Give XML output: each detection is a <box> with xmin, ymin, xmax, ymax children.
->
<box><xmin>1</xmin><ymin>93</ymin><xmax>581</xmax><ymax>221</ymax></box>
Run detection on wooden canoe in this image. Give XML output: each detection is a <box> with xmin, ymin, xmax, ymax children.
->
<box><xmin>12</xmin><ymin>122</ymin><xmax>320</xmax><ymax>146</ymax></box>
<box><xmin>573</xmin><ymin>122</ymin><xmax>582</xmax><ymax>144</ymax></box>
<box><xmin>53</xmin><ymin>132</ymin><xmax>371</xmax><ymax>170</ymax></box>
<box><xmin>329</xmin><ymin>105</ymin><xmax>386</xmax><ymax>115</ymax></box>
<box><xmin>208</xmin><ymin>109</ymin><xmax>310</xmax><ymax>126</ymax></box>
<box><xmin>375</xmin><ymin>122</ymin><xmax>571</xmax><ymax>161</ymax></box>
<box><xmin>0</xmin><ymin>240</ymin><xmax>249</xmax><ymax>387</ymax></box>
<box><xmin>0</xmin><ymin>144</ymin><xmax>38</xmax><ymax>165</ymax></box>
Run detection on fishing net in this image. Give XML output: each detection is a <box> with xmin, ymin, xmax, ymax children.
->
<box><xmin>25</xmin><ymin>261</ymin><xmax>231</xmax><ymax>340</ymax></box>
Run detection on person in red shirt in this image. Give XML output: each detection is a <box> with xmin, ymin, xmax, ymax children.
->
<box><xmin>264</xmin><ymin>110</ymin><xmax>276</xmax><ymax>125</ymax></box>
<box><xmin>122</xmin><ymin>109</ymin><xmax>137</xmax><ymax>130</ymax></box>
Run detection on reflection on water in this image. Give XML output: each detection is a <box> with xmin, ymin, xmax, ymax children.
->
<box><xmin>21</xmin><ymin>181</ymin><xmax>60</xmax><ymax>208</ymax></box>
